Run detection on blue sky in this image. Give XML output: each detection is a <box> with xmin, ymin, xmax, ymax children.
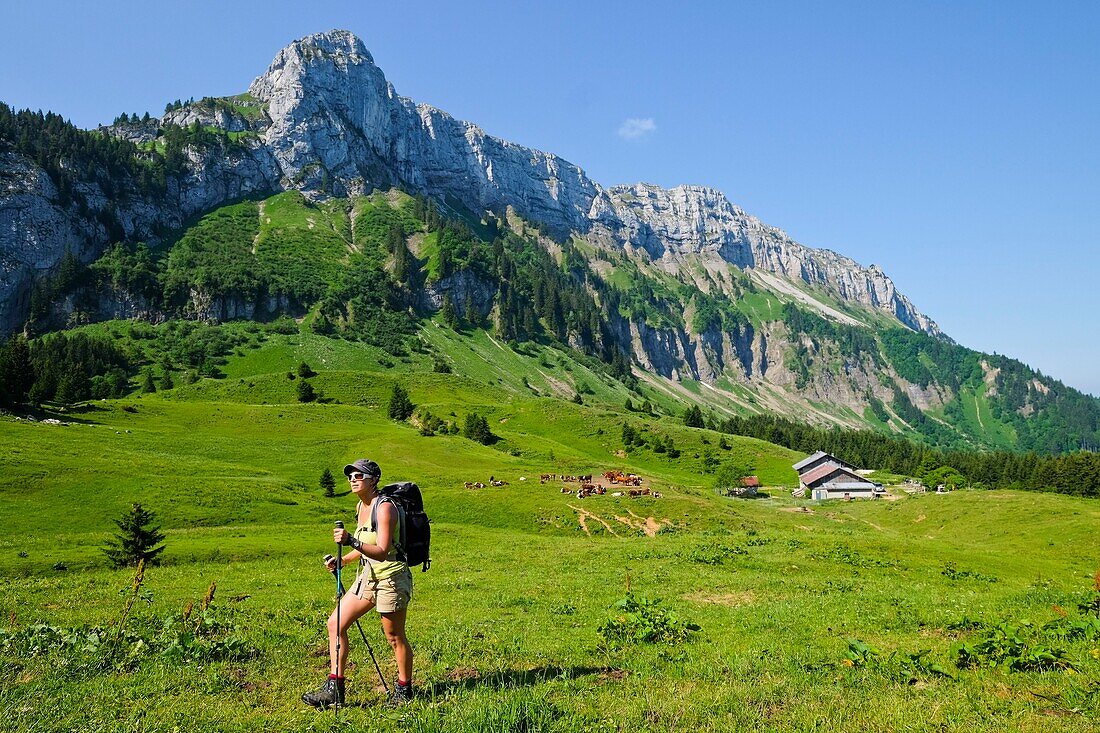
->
<box><xmin>4</xmin><ymin>1</ymin><xmax>1098</xmax><ymax>395</ymax></box>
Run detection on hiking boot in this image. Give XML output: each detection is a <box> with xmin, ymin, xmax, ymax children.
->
<box><xmin>302</xmin><ymin>677</ymin><xmax>345</xmax><ymax>708</ymax></box>
<box><xmin>385</xmin><ymin>681</ymin><xmax>414</xmax><ymax>707</ymax></box>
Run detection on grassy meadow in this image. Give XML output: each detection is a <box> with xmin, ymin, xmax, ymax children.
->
<box><xmin>2</xmin><ymin>333</ymin><xmax>1099</xmax><ymax>732</ymax></box>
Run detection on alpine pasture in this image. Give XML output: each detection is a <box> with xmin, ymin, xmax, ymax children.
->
<box><xmin>2</xmin><ymin>331</ymin><xmax>1098</xmax><ymax>732</ymax></box>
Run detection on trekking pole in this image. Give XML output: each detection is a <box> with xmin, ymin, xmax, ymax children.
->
<box><xmin>324</xmin><ymin>554</ymin><xmax>390</xmax><ymax>694</ymax></box>
<box><xmin>333</xmin><ymin>521</ymin><xmax>343</xmax><ymax>715</ymax></box>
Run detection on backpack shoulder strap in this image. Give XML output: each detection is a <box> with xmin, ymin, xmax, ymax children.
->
<box><xmin>370</xmin><ymin>496</ymin><xmax>406</xmax><ymax>552</ymax></box>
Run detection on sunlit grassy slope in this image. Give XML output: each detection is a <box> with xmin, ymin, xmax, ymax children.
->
<box><xmin>2</xmin><ymin>336</ymin><xmax>1099</xmax><ymax>732</ymax></box>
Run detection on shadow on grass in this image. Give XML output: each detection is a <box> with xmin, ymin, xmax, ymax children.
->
<box><xmin>7</xmin><ymin>402</ymin><xmax>106</xmax><ymax>426</ymax></box>
<box><xmin>334</xmin><ymin>664</ymin><xmax>613</xmax><ymax>707</ymax></box>
<box><xmin>424</xmin><ymin>665</ymin><xmax>611</xmax><ymax>697</ymax></box>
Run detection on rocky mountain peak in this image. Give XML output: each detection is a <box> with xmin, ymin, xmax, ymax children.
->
<box><xmin>0</xmin><ymin>29</ymin><xmax>942</xmax><ymax>338</ymax></box>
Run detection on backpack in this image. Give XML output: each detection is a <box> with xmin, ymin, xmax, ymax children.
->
<box><xmin>370</xmin><ymin>481</ymin><xmax>431</xmax><ymax>571</ymax></box>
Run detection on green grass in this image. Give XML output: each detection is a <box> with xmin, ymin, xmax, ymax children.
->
<box><xmin>3</xmin><ymin>332</ymin><xmax>1099</xmax><ymax>731</ymax></box>
<box><xmin>734</xmin><ymin>289</ymin><xmax>783</xmax><ymax>327</ymax></box>
<box><xmin>955</xmin><ymin>386</ymin><xmax>1018</xmax><ymax>450</ymax></box>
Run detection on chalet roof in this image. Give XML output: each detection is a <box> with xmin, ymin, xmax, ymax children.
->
<box><xmin>799</xmin><ymin>463</ymin><xmax>842</xmax><ymax>486</ymax></box>
<box><xmin>792</xmin><ymin>449</ymin><xmax>858</xmax><ymax>471</ymax></box>
<box><xmin>792</xmin><ymin>451</ymin><xmax>830</xmax><ymax>472</ymax></box>
<box><xmin>740</xmin><ymin>476</ymin><xmax>761</xmax><ymax>487</ymax></box>
<box><xmin>799</xmin><ymin>462</ymin><xmax>868</xmax><ymax>488</ymax></box>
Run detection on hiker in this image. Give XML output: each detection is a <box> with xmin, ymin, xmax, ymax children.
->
<box><xmin>302</xmin><ymin>458</ymin><xmax>414</xmax><ymax>708</ymax></box>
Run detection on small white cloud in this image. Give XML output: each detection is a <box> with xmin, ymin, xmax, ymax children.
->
<box><xmin>617</xmin><ymin>117</ymin><xmax>656</xmax><ymax>140</ymax></box>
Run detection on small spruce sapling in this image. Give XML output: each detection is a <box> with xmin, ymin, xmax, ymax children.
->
<box><xmin>102</xmin><ymin>503</ymin><xmax>166</xmax><ymax>568</ymax></box>
<box><xmin>320</xmin><ymin>468</ymin><xmax>336</xmax><ymax>498</ymax></box>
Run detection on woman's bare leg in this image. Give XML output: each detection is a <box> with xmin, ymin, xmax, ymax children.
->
<box><xmin>328</xmin><ymin>592</ymin><xmax>375</xmax><ymax>676</ymax></box>
<box><xmin>380</xmin><ymin>608</ymin><xmax>412</xmax><ymax>682</ymax></box>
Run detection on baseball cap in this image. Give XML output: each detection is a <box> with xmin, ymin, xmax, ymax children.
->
<box><xmin>343</xmin><ymin>458</ymin><xmax>381</xmax><ymax>479</ymax></box>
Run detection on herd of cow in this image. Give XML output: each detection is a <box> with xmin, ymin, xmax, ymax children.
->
<box><xmin>550</xmin><ymin>471</ymin><xmax>661</xmax><ymax>500</ymax></box>
<box><xmin>463</xmin><ymin>478</ymin><xmax>509</xmax><ymax>489</ymax></box>
<box><xmin>463</xmin><ymin>470</ymin><xmax>661</xmax><ymax>499</ymax></box>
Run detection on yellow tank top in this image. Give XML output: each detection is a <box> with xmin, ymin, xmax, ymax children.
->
<box><xmin>354</xmin><ymin>499</ymin><xmax>406</xmax><ymax>581</ymax></box>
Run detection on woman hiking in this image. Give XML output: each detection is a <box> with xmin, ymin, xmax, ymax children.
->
<box><xmin>302</xmin><ymin>458</ymin><xmax>414</xmax><ymax>708</ymax></box>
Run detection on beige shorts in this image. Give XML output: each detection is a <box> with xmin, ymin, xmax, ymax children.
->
<box><xmin>352</xmin><ymin>569</ymin><xmax>412</xmax><ymax>613</ymax></box>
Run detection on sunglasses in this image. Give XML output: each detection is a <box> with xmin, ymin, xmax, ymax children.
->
<box><xmin>348</xmin><ymin>472</ymin><xmax>371</xmax><ymax>481</ymax></box>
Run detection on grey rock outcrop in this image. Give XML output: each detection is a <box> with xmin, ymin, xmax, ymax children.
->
<box><xmin>0</xmin><ymin>151</ymin><xmax>102</xmax><ymax>331</ymax></box>
<box><xmin>163</xmin><ymin>104</ymin><xmax>262</xmax><ymax>133</ymax></box>
<box><xmin>247</xmin><ymin>30</ymin><xmax>598</xmax><ymax>232</ymax></box>
<box><xmin>593</xmin><ymin>184</ymin><xmax>940</xmax><ymax>335</ymax></box>
<box><xmin>0</xmin><ymin>140</ymin><xmax>279</xmax><ymax>332</ymax></box>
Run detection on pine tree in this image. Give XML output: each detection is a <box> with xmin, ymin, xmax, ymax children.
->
<box><xmin>683</xmin><ymin>405</ymin><xmax>705</xmax><ymax>428</ymax></box>
<box><xmin>320</xmin><ymin>468</ymin><xmax>336</xmax><ymax>498</ymax></box>
<box><xmin>141</xmin><ymin>370</ymin><xmax>157</xmax><ymax>394</ymax></box>
<box><xmin>0</xmin><ymin>334</ymin><xmax>34</xmax><ymax>406</ymax></box>
<box><xmin>464</xmin><ymin>413</ymin><xmax>494</xmax><ymax>445</ymax></box>
<box><xmin>464</xmin><ymin>293</ymin><xmax>479</xmax><ymax>328</ymax></box>
<box><xmin>297</xmin><ymin>362</ymin><xmax>316</xmax><ymax>378</ymax></box>
<box><xmin>159</xmin><ymin>372</ymin><xmax>174</xmax><ymax>391</ymax></box>
<box><xmin>102</xmin><ymin>503</ymin><xmax>166</xmax><ymax>568</ymax></box>
<box><xmin>297</xmin><ymin>379</ymin><xmax>317</xmax><ymax>403</ymax></box>
<box><xmin>440</xmin><ymin>295</ymin><xmax>458</xmax><ymax>329</ymax></box>
<box><xmin>55</xmin><ymin>363</ymin><xmax>89</xmax><ymax>404</ymax></box>
<box><xmin>388</xmin><ymin>384</ymin><xmax>415</xmax><ymax>421</ymax></box>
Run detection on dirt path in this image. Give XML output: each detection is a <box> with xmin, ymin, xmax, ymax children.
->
<box><xmin>617</xmin><ymin>509</ymin><xmax>668</xmax><ymax>537</ymax></box>
<box><xmin>567</xmin><ymin>504</ymin><xmax>619</xmax><ymax>536</ymax></box>
<box><xmin>683</xmin><ymin>589</ymin><xmax>756</xmax><ymax>606</ymax></box>
<box><xmin>251</xmin><ymin>201</ymin><xmax>266</xmax><ymax>255</ymax></box>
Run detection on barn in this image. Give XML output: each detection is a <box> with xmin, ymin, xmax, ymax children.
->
<box><xmin>793</xmin><ymin>452</ymin><xmax>883</xmax><ymax>500</ymax></box>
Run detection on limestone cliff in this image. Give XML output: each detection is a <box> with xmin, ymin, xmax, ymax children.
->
<box><xmin>0</xmin><ymin>28</ymin><xmax>939</xmax><ymax>341</ymax></box>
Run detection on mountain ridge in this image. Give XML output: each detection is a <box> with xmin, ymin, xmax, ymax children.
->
<box><xmin>0</xmin><ymin>29</ymin><xmax>935</xmax><ymax>338</ymax></box>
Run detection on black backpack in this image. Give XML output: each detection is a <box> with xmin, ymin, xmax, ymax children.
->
<box><xmin>371</xmin><ymin>481</ymin><xmax>431</xmax><ymax>571</ymax></box>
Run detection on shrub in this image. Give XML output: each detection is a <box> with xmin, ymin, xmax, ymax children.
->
<box><xmin>955</xmin><ymin>622</ymin><xmax>1073</xmax><ymax>672</ymax></box>
<box><xmin>597</xmin><ymin>593</ymin><xmax>700</xmax><ymax>647</ymax></box>
<box><xmin>464</xmin><ymin>413</ymin><xmax>495</xmax><ymax>445</ymax></box>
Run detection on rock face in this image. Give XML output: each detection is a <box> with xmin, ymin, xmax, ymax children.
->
<box><xmin>245</xmin><ymin>31</ymin><xmax>940</xmax><ymax>335</ymax></box>
<box><xmin>594</xmin><ymin>184</ymin><xmax>940</xmax><ymax>335</ymax></box>
<box><xmin>0</xmin><ymin>151</ymin><xmax>103</xmax><ymax>331</ymax></box>
<box><xmin>247</xmin><ymin>31</ymin><xmax>599</xmax><ymax>233</ymax></box>
<box><xmin>0</xmin><ymin>28</ymin><xmax>940</xmax><ymax>338</ymax></box>
<box><xmin>0</xmin><ymin>140</ymin><xmax>279</xmax><ymax>332</ymax></box>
